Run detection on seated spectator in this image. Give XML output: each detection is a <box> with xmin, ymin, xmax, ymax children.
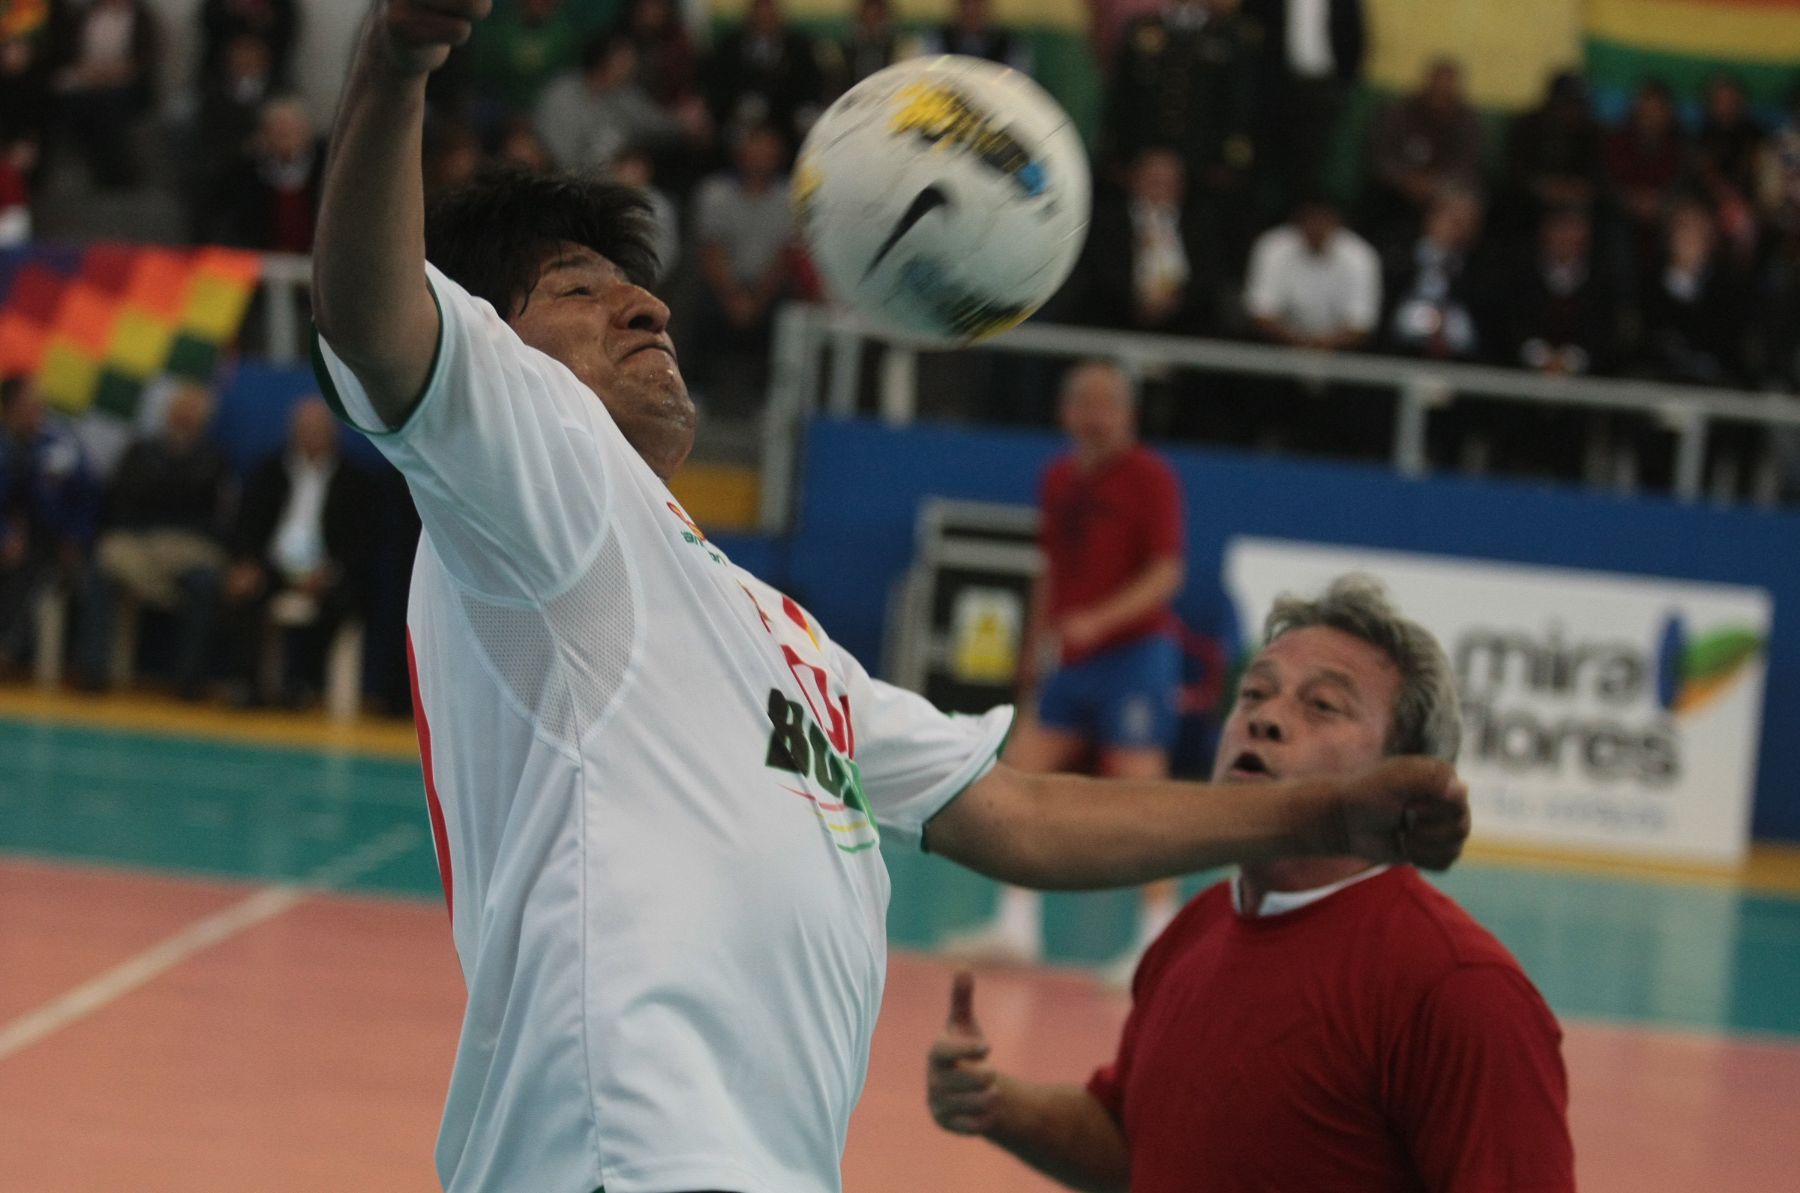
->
<box><xmin>534</xmin><ymin>30</ymin><xmax>707</xmax><ymax>174</ymax></box>
<box><xmin>0</xmin><ymin>375</ymin><xmax>96</xmax><ymax>673</ymax></box>
<box><xmin>918</xmin><ymin>0</ymin><xmax>1032</xmax><ymax>74</ymax></box>
<box><xmin>1245</xmin><ymin>195</ymin><xmax>1380</xmax><ymax>350</ymax></box>
<box><xmin>219</xmin><ymin>396</ymin><xmax>373</xmax><ymax>709</ymax></box>
<box><xmin>188</xmin><ymin>32</ymin><xmax>276</xmax><ymax>241</ymax></box>
<box><xmin>1242</xmin><ymin>194</ymin><xmax>1383</xmax><ymax>458</ymax></box>
<box><xmin>1079</xmin><ymin>148</ymin><xmax>1216</xmax><ymax>335</ymax></box>
<box><xmin>0</xmin><ymin>23</ymin><xmax>52</xmax><ymax>194</ymax></box>
<box><xmin>1756</xmin><ymin>88</ymin><xmax>1800</xmax><ymax>393</ymax></box>
<box><xmin>215</xmin><ymin>96</ymin><xmax>323</xmax><ymax>252</ymax></box>
<box><xmin>1367</xmin><ymin>57</ymin><xmax>1485</xmax><ymax>243</ymax></box>
<box><xmin>1605</xmin><ymin>79</ymin><xmax>1692</xmax><ymax>273</ymax></box>
<box><xmin>704</xmin><ymin>0</ymin><xmax>825</xmax><ymax>147</ymax></box>
<box><xmin>197</xmin><ymin>0</ymin><xmax>295</xmax><ymax>90</ymax></box>
<box><xmin>74</xmin><ymin>382</ymin><xmax>231</xmax><ymax>696</ymax></box>
<box><xmin>609</xmin><ymin>144</ymin><xmax>679</xmax><ymax>285</ymax></box>
<box><xmin>47</xmin><ymin>0</ymin><xmax>160</xmax><ymax>190</ymax></box>
<box><xmin>1492</xmin><ymin>206</ymin><xmax>1622</xmax><ymax>479</ymax></box>
<box><xmin>824</xmin><ymin>0</ymin><xmax>900</xmax><ymax>97</ymax></box>
<box><xmin>1382</xmin><ymin>186</ymin><xmax>1491</xmax><ymax>363</ymax></box>
<box><xmin>617</xmin><ymin>0</ymin><xmax>697</xmax><ymax>109</ymax></box>
<box><xmin>1502</xmin><ymin>72</ymin><xmax>1602</xmax><ymax>234</ymax></box>
<box><xmin>691</xmin><ymin>123</ymin><xmax>796</xmax><ymax>405</ymax></box>
<box><xmin>1639</xmin><ymin>200</ymin><xmax>1748</xmax><ymax>386</ymax></box>
<box><xmin>0</xmin><ymin>138</ymin><xmax>28</xmax><ymax>245</ymax></box>
<box><xmin>1697</xmin><ymin>72</ymin><xmax>1765</xmax><ymax>255</ymax></box>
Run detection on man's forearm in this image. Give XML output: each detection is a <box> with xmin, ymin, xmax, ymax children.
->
<box><xmin>987</xmin><ymin>1078</ymin><xmax>1129</xmax><ymax>1193</ymax></box>
<box><xmin>1075</xmin><ymin>556</ymin><xmax>1183</xmax><ymax>643</ymax></box>
<box><xmin>310</xmin><ymin>15</ymin><xmax>441</xmax><ymax>415</ymax></box>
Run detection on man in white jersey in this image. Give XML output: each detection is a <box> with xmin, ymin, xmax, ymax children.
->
<box><xmin>310</xmin><ymin>4</ymin><xmax>1472</xmax><ymax>1192</ymax></box>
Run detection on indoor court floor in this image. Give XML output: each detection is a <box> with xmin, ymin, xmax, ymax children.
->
<box><xmin>2</xmin><ymin>686</ymin><xmax>1798</xmax><ymax>1192</ymax></box>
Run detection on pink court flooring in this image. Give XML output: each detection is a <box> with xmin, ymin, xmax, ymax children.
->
<box><xmin>3</xmin><ymin>856</ymin><xmax>1797</xmax><ymax>1192</ymax></box>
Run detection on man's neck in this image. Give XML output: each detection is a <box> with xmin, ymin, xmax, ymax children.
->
<box><xmin>1074</xmin><ymin>440</ymin><xmax>1131</xmax><ymax>471</ymax></box>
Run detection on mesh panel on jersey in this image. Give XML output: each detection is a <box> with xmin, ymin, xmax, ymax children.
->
<box><xmin>545</xmin><ymin>530</ymin><xmax>635</xmax><ymax>733</ymax></box>
<box><xmin>456</xmin><ymin>529</ymin><xmax>636</xmax><ymax>744</ymax></box>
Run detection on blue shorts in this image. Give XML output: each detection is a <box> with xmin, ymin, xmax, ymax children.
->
<box><xmin>1036</xmin><ymin>634</ymin><xmax>1181</xmax><ymax>753</ymax></box>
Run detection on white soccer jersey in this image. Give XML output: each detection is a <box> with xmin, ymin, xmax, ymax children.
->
<box><xmin>313</xmin><ymin>265</ymin><xmax>1011</xmax><ymax>1193</ymax></box>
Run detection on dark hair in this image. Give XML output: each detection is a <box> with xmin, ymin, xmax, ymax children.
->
<box><xmin>580</xmin><ymin>28</ymin><xmax>632</xmax><ymax>73</ymax></box>
<box><xmin>425</xmin><ymin>165</ymin><xmax>659</xmax><ymax>317</ymax></box>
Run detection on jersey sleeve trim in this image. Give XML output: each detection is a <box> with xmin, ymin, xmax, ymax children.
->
<box><xmin>309</xmin><ymin>274</ymin><xmax>448</xmax><ymax>438</ymax></box>
<box><xmin>917</xmin><ymin>706</ymin><xmax>1016</xmax><ymax>855</ymax></box>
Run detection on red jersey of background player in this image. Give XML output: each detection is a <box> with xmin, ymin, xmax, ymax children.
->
<box><xmin>1040</xmin><ymin>443</ymin><xmax>1184</xmax><ymax>664</ymax></box>
<box><xmin>1088</xmin><ymin>866</ymin><xmax>1576</xmax><ymax>1193</ymax></box>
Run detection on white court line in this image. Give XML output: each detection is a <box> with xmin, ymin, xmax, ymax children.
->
<box><xmin>0</xmin><ymin>824</ymin><xmax>422</xmax><ymax>1064</ymax></box>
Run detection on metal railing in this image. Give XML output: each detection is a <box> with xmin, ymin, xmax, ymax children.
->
<box><xmin>759</xmin><ymin>302</ymin><xmax>1800</xmax><ymax>529</ymax></box>
<box><xmin>249</xmin><ymin>262</ymin><xmax>1800</xmax><ymax>529</ymax></box>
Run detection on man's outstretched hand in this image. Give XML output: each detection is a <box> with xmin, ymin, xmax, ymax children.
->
<box><xmin>1325</xmin><ymin>757</ymin><xmax>1470</xmax><ymax>871</ymax></box>
<box><xmin>376</xmin><ymin>0</ymin><xmax>493</xmax><ymax>75</ymax></box>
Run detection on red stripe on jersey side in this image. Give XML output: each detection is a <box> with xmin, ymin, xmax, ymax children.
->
<box><xmin>406</xmin><ymin>631</ymin><xmax>454</xmax><ymax>920</ymax></box>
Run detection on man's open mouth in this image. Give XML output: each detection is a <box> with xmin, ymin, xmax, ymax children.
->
<box><xmin>1226</xmin><ymin>751</ymin><xmax>1276</xmax><ymax>781</ymax></box>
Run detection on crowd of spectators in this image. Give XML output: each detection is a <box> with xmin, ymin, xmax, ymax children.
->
<box><xmin>1</xmin><ymin>0</ymin><xmax>1799</xmax><ymax>501</ymax></box>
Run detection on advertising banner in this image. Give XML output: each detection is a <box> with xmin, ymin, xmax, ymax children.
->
<box><xmin>1225</xmin><ymin>538</ymin><xmax>1771</xmax><ymax>863</ymax></box>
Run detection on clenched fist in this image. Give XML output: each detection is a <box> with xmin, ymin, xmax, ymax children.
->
<box><xmin>1326</xmin><ymin>756</ymin><xmax>1470</xmax><ymax>871</ymax></box>
<box><xmin>927</xmin><ymin>971</ymin><xmax>1000</xmax><ymax>1136</ymax></box>
<box><xmin>375</xmin><ymin>0</ymin><xmax>493</xmax><ymax>75</ymax></box>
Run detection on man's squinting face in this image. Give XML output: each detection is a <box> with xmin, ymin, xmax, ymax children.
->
<box><xmin>508</xmin><ymin>244</ymin><xmax>696</xmax><ymax>479</ymax></box>
<box><xmin>1213</xmin><ymin>626</ymin><xmax>1402</xmax><ymax>785</ymax></box>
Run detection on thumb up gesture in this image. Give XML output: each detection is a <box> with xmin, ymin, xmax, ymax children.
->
<box><xmin>927</xmin><ymin>971</ymin><xmax>1000</xmax><ymax>1135</ymax></box>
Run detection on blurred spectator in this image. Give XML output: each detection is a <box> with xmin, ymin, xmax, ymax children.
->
<box><xmin>1492</xmin><ymin>206</ymin><xmax>1622</xmax><ymax>479</ymax></box>
<box><xmin>691</xmin><ymin>123</ymin><xmax>795</xmax><ymax>404</ymax></box>
<box><xmin>1756</xmin><ymin>89</ymin><xmax>1800</xmax><ymax>391</ymax></box>
<box><xmin>197</xmin><ymin>0</ymin><xmax>295</xmax><ymax>90</ymax></box>
<box><xmin>473</xmin><ymin>0</ymin><xmax>583</xmax><ymax>117</ymax></box>
<box><xmin>0</xmin><ymin>375</ymin><xmax>95</xmax><ymax>672</ymax></box>
<box><xmin>1604</xmin><ymin>79</ymin><xmax>1691</xmax><ymax>270</ymax></box>
<box><xmin>1246</xmin><ymin>0</ymin><xmax>1365</xmax><ymax>201</ymax></box>
<box><xmin>423</xmin><ymin>115</ymin><xmax>483</xmax><ymax>196</ymax></box>
<box><xmin>47</xmin><ymin>0</ymin><xmax>160</xmax><ymax>190</ymax></box>
<box><xmin>1104</xmin><ymin>0</ymin><xmax>1258</xmax><ymax>267</ymax></box>
<box><xmin>1639</xmin><ymin>201</ymin><xmax>1749</xmax><ymax>386</ymax></box>
<box><xmin>0</xmin><ymin>138</ymin><xmax>28</xmax><ymax>245</ymax></box>
<box><xmin>215</xmin><ymin>96</ymin><xmax>323</xmax><ymax>252</ymax></box>
<box><xmin>1244</xmin><ymin>194</ymin><xmax>1382</xmax><ymax>457</ymax></box>
<box><xmin>1502</xmin><ymin>72</ymin><xmax>1602</xmax><ymax>234</ymax></box>
<box><xmin>219</xmin><ymin>396</ymin><xmax>373</xmax><ymax>709</ymax></box>
<box><xmin>705</xmin><ymin>0</ymin><xmax>826</xmax><ymax>147</ymax></box>
<box><xmin>535</xmin><ymin>30</ymin><xmax>707</xmax><ymax>173</ymax></box>
<box><xmin>918</xmin><ymin>0</ymin><xmax>1032</xmax><ymax>74</ymax></box>
<box><xmin>610</xmin><ymin>144</ymin><xmax>678</xmax><ymax>284</ymax></box>
<box><xmin>1367</xmin><ymin>58</ymin><xmax>1484</xmax><ymax>243</ymax></box>
<box><xmin>616</xmin><ymin>0</ymin><xmax>696</xmax><ymax>109</ymax></box>
<box><xmin>1382</xmin><ymin>186</ymin><xmax>1491</xmax><ymax>363</ymax></box>
<box><xmin>494</xmin><ymin>116</ymin><xmax>555</xmax><ymax>171</ymax></box>
<box><xmin>1504</xmin><ymin>206</ymin><xmax>1620</xmax><ymax>378</ymax></box>
<box><xmin>0</xmin><ymin>25</ymin><xmax>51</xmax><ymax>192</ymax></box>
<box><xmin>824</xmin><ymin>0</ymin><xmax>900</xmax><ymax>96</ymax></box>
<box><xmin>1696</xmin><ymin>72</ymin><xmax>1765</xmax><ymax>255</ymax></box>
<box><xmin>189</xmin><ymin>32</ymin><xmax>276</xmax><ymax>241</ymax></box>
<box><xmin>1245</xmin><ymin>195</ymin><xmax>1380</xmax><ymax>350</ymax></box>
<box><xmin>74</xmin><ymin>382</ymin><xmax>231</xmax><ymax>697</ymax></box>
<box><xmin>1080</xmin><ymin>148</ymin><xmax>1216</xmax><ymax>334</ymax></box>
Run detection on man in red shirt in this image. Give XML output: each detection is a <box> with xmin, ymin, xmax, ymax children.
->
<box><xmin>927</xmin><ymin>575</ymin><xmax>1576</xmax><ymax>1193</ymax></box>
<box><xmin>944</xmin><ymin>360</ymin><xmax>1188</xmax><ymax>980</ymax></box>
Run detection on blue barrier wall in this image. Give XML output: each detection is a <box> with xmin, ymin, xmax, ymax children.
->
<box><xmin>789</xmin><ymin>418</ymin><xmax>1800</xmax><ymax>843</ymax></box>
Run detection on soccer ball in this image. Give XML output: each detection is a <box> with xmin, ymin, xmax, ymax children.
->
<box><xmin>793</xmin><ymin>54</ymin><xmax>1091</xmax><ymax>345</ymax></box>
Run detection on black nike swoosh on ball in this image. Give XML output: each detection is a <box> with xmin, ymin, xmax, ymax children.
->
<box><xmin>862</xmin><ymin>185</ymin><xmax>952</xmax><ymax>279</ymax></box>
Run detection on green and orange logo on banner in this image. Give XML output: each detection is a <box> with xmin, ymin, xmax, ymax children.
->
<box><xmin>0</xmin><ymin>244</ymin><xmax>262</xmax><ymax>420</ymax></box>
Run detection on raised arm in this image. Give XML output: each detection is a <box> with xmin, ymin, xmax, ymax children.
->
<box><xmin>925</xmin><ymin>756</ymin><xmax>1468</xmax><ymax>889</ymax></box>
<box><xmin>311</xmin><ymin>0</ymin><xmax>490</xmax><ymax>424</ymax></box>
